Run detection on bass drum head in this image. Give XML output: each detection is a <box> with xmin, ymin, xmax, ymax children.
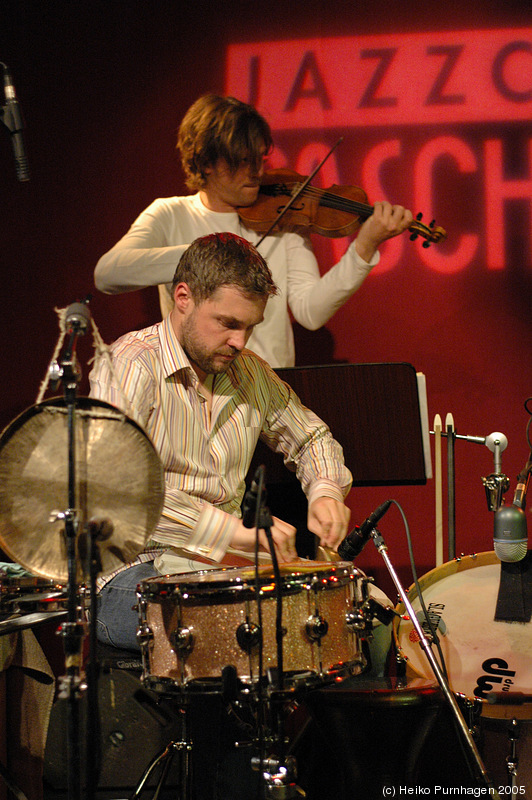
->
<box><xmin>394</xmin><ymin>551</ymin><xmax>532</xmax><ymax>701</ymax></box>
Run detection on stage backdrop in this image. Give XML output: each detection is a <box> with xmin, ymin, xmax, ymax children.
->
<box><xmin>1</xmin><ymin>0</ymin><xmax>531</xmax><ymax>599</ymax></box>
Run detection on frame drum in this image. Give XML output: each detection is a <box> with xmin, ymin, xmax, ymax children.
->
<box><xmin>137</xmin><ymin>561</ymin><xmax>367</xmax><ymax>691</ymax></box>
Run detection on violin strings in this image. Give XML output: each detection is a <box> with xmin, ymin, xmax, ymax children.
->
<box><xmin>291</xmin><ymin>183</ymin><xmax>373</xmax><ymax>218</ymax></box>
<box><xmin>287</xmin><ymin>182</ymin><xmax>431</xmax><ymax>235</ymax></box>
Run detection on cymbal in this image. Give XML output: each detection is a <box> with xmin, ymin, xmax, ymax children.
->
<box><xmin>0</xmin><ymin>397</ymin><xmax>164</xmax><ymax>582</ymax></box>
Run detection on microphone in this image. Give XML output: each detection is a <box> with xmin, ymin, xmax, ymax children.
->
<box><xmin>65</xmin><ymin>301</ymin><xmax>91</xmax><ymax>333</ymax></box>
<box><xmin>2</xmin><ymin>65</ymin><xmax>30</xmax><ymax>182</ymax></box>
<box><xmin>513</xmin><ymin>452</ymin><xmax>531</xmax><ymax>510</ymax></box>
<box><xmin>242</xmin><ymin>465</ymin><xmax>266</xmax><ymax>529</ymax></box>
<box><xmin>493</xmin><ymin>486</ymin><xmax>528</xmax><ymax>563</ymax></box>
<box><xmin>337</xmin><ymin>499</ymin><xmax>392</xmax><ymax>561</ymax></box>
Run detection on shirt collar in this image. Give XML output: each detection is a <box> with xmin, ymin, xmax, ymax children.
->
<box><xmin>159</xmin><ymin>315</ymin><xmax>195</xmax><ymax>381</ymax></box>
<box><xmin>158</xmin><ymin>314</ymin><xmax>244</xmax><ymax>396</ymax></box>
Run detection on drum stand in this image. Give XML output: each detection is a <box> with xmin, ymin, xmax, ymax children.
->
<box><xmin>128</xmin><ymin>701</ymin><xmax>193</xmax><ymax>800</ymax></box>
<box><xmin>506</xmin><ymin>718</ymin><xmax>521</xmax><ymax>787</ymax></box>
<box><xmin>370</xmin><ymin>525</ymin><xmax>502</xmax><ymax>799</ymax></box>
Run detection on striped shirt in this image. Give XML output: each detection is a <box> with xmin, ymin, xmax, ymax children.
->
<box><xmin>89</xmin><ymin>315</ymin><xmax>352</xmax><ymax>565</ymax></box>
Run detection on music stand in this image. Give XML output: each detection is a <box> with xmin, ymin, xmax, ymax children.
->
<box><xmin>250</xmin><ymin>362</ymin><xmax>431</xmax><ymax>487</ymax></box>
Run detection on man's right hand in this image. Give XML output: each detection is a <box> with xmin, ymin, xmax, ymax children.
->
<box><xmin>231</xmin><ymin>516</ymin><xmax>297</xmax><ymax>563</ymax></box>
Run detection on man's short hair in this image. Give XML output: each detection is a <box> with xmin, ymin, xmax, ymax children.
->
<box><xmin>172</xmin><ymin>232</ymin><xmax>278</xmax><ymax>303</ymax></box>
<box><xmin>177</xmin><ymin>94</ymin><xmax>273</xmax><ymax>191</ymax></box>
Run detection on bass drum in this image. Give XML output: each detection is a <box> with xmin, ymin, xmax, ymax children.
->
<box><xmin>394</xmin><ymin>551</ymin><xmax>532</xmax><ymax>793</ymax></box>
<box><xmin>394</xmin><ymin>551</ymin><xmax>532</xmax><ymax>699</ymax></box>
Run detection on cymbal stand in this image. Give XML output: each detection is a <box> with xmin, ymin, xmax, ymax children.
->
<box><xmin>370</xmin><ymin>525</ymin><xmax>501</xmax><ymax>799</ymax></box>
<box><xmin>55</xmin><ymin>302</ymin><xmax>91</xmax><ymax>800</ymax></box>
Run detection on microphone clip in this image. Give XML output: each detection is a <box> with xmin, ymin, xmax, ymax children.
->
<box><xmin>482</xmin><ymin>472</ymin><xmax>510</xmax><ymax>512</ymax></box>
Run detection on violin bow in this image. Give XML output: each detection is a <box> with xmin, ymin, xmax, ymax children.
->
<box><xmin>256</xmin><ymin>137</ymin><xmax>344</xmax><ymax>247</ymax></box>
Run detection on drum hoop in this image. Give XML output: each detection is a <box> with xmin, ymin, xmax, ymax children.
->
<box><xmin>0</xmin><ymin>576</ymin><xmax>64</xmax><ymax>591</ymax></box>
<box><xmin>138</xmin><ymin>562</ymin><xmax>357</xmax><ymax>602</ymax></box>
<box><xmin>396</xmin><ymin>551</ymin><xmax>498</xmax><ymax>612</ymax></box>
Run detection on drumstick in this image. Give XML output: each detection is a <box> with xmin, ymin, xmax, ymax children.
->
<box><xmin>434</xmin><ymin>414</ymin><xmax>443</xmax><ymax>567</ymax></box>
<box><xmin>446</xmin><ymin>412</ymin><xmax>456</xmax><ymax>561</ymax></box>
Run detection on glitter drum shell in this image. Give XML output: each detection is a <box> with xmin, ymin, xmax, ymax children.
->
<box><xmin>137</xmin><ymin>560</ymin><xmax>368</xmax><ymax>693</ymax></box>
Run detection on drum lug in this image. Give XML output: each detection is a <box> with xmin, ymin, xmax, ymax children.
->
<box><xmin>236</xmin><ymin>621</ymin><xmax>262</xmax><ymax>653</ymax></box>
<box><xmin>305</xmin><ymin>613</ymin><xmax>329</xmax><ymax>642</ymax></box>
<box><xmin>345</xmin><ymin>609</ymin><xmax>367</xmax><ymax>632</ymax></box>
<box><xmin>136</xmin><ymin>621</ymin><xmax>154</xmax><ymax>648</ymax></box>
<box><xmin>172</xmin><ymin>625</ymin><xmax>194</xmax><ymax>655</ymax></box>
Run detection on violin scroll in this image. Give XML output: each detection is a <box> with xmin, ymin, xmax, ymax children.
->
<box><xmin>409</xmin><ymin>212</ymin><xmax>447</xmax><ymax>248</ymax></box>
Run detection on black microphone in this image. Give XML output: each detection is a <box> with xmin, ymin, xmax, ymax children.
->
<box><xmin>2</xmin><ymin>65</ymin><xmax>30</xmax><ymax>182</ymax></box>
<box><xmin>337</xmin><ymin>499</ymin><xmax>392</xmax><ymax>561</ymax></box>
<box><xmin>513</xmin><ymin>452</ymin><xmax>531</xmax><ymax>510</ymax></box>
<box><xmin>493</xmin><ymin>467</ymin><xmax>529</xmax><ymax>563</ymax></box>
<box><xmin>242</xmin><ymin>465</ymin><xmax>266</xmax><ymax>529</ymax></box>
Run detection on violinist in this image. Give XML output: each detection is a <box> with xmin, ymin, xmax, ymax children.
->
<box><xmin>94</xmin><ymin>93</ymin><xmax>414</xmax><ymax>368</ymax></box>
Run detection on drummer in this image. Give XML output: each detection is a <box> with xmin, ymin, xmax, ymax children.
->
<box><xmin>90</xmin><ymin>232</ymin><xmax>353</xmax><ymax>800</ymax></box>
<box><xmin>89</xmin><ymin>231</ymin><xmax>352</xmax><ymax>650</ymax></box>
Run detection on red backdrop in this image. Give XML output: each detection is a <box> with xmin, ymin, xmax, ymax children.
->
<box><xmin>1</xmin><ymin>0</ymin><xmax>531</xmax><ymax>600</ymax></box>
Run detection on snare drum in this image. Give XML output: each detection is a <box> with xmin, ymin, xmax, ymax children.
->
<box><xmin>137</xmin><ymin>561</ymin><xmax>367</xmax><ymax>692</ymax></box>
<box><xmin>394</xmin><ymin>551</ymin><xmax>532</xmax><ymax>701</ymax></box>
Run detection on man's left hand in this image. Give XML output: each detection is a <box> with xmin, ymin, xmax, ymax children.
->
<box><xmin>307</xmin><ymin>497</ymin><xmax>351</xmax><ymax>551</ymax></box>
<box><xmin>354</xmin><ymin>201</ymin><xmax>414</xmax><ymax>262</ymax></box>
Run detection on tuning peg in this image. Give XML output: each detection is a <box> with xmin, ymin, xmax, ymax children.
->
<box><xmin>422</xmin><ymin>240</ymin><xmax>431</xmax><ymax>248</ymax></box>
<box><xmin>416</xmin><ymin>212</ymin><xmax>423</xmax><ymax>220</ymax></box>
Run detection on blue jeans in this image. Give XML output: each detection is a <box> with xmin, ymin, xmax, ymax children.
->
<box><xmin>96</xmin><ymin>561</ymin><xmax>158</xmax><ymax>651</ymax></box>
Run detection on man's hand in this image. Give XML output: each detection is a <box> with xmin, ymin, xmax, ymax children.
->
<box><xmin>307</xmin><ymin>497</ymin><xmax>351</xmax><ymax>551</ymax></box>
<box><xmin>232</xmin><ymin>516</ymin><xmax>298</xmax><ymax>563</ymax></box>
<box><xmin>354</xmin><ymin>201</ymin><xmax>414</xmax><ymax>263</ymax></box>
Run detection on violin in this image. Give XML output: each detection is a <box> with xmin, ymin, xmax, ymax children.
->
<box><xmin>237</xmin><ymin>169</ymin><xmax>447</xmax><ymax>247</ymax></box>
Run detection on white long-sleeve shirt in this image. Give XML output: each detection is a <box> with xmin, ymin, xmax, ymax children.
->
<box><xmin>94</xmin><ymin>193</ymin><xmax>379</xmax><ymax>367</ymax></box>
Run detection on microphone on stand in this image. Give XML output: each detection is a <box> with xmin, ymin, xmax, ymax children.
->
<box><xmin>513</xmin><ymin>452</ymin><xmax>531</xmax><ymax>510</ymax></box>
<box><xmin>65</xmin><ymin>300</ymin><xmax>91</xmax><ymax>334</ymax></box>
<box><xmin>493</xmin><ymin>455</ymin><xmax>530</xmax><ymax>563</ymax></box>
<box><xmin>242</xmin><ymin>465</ymin><xmax>266</xmax><ymax>529</ymax></box>
<box><xmin>1</xmin><ymin>64</ymin><xmax>30</xmax><ymax>182</ymax></box>
<box><xmin>337</xmin><ymin>499</ymin><xmax>392</xmax><ymax>561</ymax></box>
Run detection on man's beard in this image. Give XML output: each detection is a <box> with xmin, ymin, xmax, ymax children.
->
<box><xmin>181</xmin><ymin>316</ymin><xmax>239</xmax><ymax>375</ymax></box>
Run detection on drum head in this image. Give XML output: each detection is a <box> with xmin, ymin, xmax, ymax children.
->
<box><xmin>0</xmin><ymin>397</ymin><xmax>164</xmax><ymax>582</ymax></box>
<box><xmin>395</xmin><ymin>552</ymin><xmax>532</xmax><ymax>699</ymax></box>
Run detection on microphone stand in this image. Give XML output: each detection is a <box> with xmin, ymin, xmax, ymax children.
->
<box><xmin>55</xmin><ymin>311</ymin><xmax>89</xmax><ymax>800</ymax></box>
<box><xmin>54</xmin><ymin>300</ymin><xmax>107</xmax><ymax>800</ymax></box>
<box><xmin>370</xmin><ymin>526</ymin><xmax>501</xmax><ymax>798</ymax></box>
<box><xmin>245</xmin><ymin>469</ymin><xmax>300</xmax><ymax>799</ymax></box>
